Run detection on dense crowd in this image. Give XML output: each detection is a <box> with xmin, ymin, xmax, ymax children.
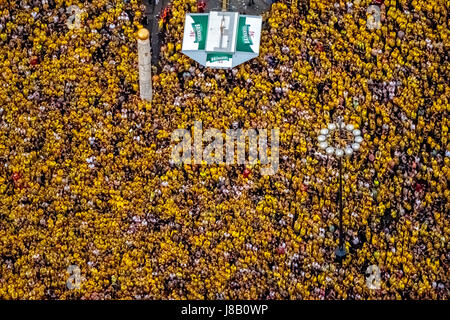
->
<box><xmin>0</xmin><ymin>0</ymin><xmax>448</xmax><ymax>299</ymax></box>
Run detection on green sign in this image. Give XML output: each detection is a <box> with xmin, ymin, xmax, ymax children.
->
<box><xmin>191</xmin><ymin>15</ymin><xmax>208</xmax><ymax>50</ymax></box>
<box><xmin>236</xmin><ymin>17</ymin><xmax>254</xmax><ymax>53</ymax></box>
<box><xmin>206</xmin><ymin>53</ymin><xmax>233</xmax><ymax>63</ymax></box>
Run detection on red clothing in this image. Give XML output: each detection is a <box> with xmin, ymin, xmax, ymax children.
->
<box><xmin>197</xmin><ymin>1</ymin><xmax>206</xmax><ymax>13</ymax></box>
<box><xmin>161</xmin><ymin>7</ymin><xmax>171</xmax><ymax>23</ymax></box>
<box><xmin>415</xmin><ymin>183</ymin><xmax>423</xmax><ymax>193</ymax></box>
<box><xmin>30</xmin><ymin>56</ymin><xmax>39</xmax><ymax>66</ymax></box>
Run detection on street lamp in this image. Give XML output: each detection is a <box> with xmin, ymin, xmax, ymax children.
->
<box><xmin>318</xmin><ymin>118</ymin><xmax>363</xmax><ymax>258</ymax></box>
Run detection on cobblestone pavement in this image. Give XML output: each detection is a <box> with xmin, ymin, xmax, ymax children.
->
<box><xmin>142</xmin><ymin>0</ymin><xmax>272</xmax><ymax>66</ymax></box>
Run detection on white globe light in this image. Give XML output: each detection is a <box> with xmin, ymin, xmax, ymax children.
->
<box><xmin>346</xmin><ymin>124</ymin><xmax>354</xmax><ymax>131</ymax></box>
<box><xmin>320</xmin><ymin>128</ymin><xmax>329</xmax><ymax>135</ymax></box>
<box><xmin>353</xmin><ymin>129</ymin><xmax>361</xmax><ymax>136</ymax></box>
<box><xmin>335</xmin><ymin>149</ymin><xmax>344</xmax><ymax>157</ymax></box>
<box><xmin>318</xmin><ymin>135</ymin><xmax>326</xmax><ymax>142</ymax></box>
<box><xmin>326</xmin><ymin>146</ymin><xmax>335</xmax><ymax>155</ymax></box>
<box><xmin>345</xmin><ymin>147</ymin><xmax>353</xmax><ymax>156</ymax></box>
<box><xmin>328</xmin><ymin>123</ymin><xmax>337</xmax><ymax>130</ymax></box>
<box><xmin>352</xmin><ymin>143</ymin><xmax>360</xmax><ymax>151</ymax></box>
<box><xmin>319</xmin><ymin>141</ymin><xmax>328</xmax><ymax>149</ymax></box>
<box><xmin>355</xmin><ymin>135</ymin><xmax>363</xmax><ymax>143</ymax></box>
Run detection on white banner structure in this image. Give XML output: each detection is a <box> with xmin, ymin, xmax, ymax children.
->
<box><xmin>182</xmin><ymin>11</ymin><xmax>262</xmax><ymax>69</ymax></box>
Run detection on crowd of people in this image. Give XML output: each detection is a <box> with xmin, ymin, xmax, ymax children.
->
<box><xmin>0</xmin><ymin>0</ymin><xmax>448</xmax><ymax>299</ymax></box>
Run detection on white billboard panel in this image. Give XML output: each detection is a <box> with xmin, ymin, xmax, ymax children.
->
<box><xmin>181</xmin><ymin>12</ymin><xmax>262</xmax><ymax>69</ymax></box>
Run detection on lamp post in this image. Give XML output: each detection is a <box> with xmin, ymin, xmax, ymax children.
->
<box><xmin>317</xmin><ymin>118</ymin><xmax>363</xmax><ymax>258</ymax></box>
<box><xmin>137</xmin><ymin>28</ymin><xmax>152</xmax><ymax>101</ymax></box>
